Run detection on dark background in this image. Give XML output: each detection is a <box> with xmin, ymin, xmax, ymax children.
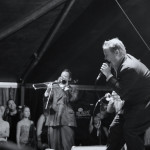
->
<box><xmin>0</xmin><ymin>0</ymin><xmax>150</xmax><ymax>85</ymax></box>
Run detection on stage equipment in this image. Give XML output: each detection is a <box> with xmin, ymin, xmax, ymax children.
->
<box><xmin>71</xmin><ymin>145</ymin><xmax>106</xmax><ymax>150</ymax></box>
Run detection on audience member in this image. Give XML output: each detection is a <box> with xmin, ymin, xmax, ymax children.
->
<box><xmin>4</xmin><ymin>100</ymin><xmax>20</xmax><ymax>143</ymax></box>
<box><xmin>37</xmin><ymin>109</ymin><xmax>49</xmax><ymax>150</ymax></box>
<box><xmin>16</xmin><ymin>106</ymin><xmax>36</xmax><ymax>149</ymax></box>
<box><xmin>89</xmin><ymin>98</ymin><xmax>115</xmax><ymax>145</ymax></box>
<box><xmin>0</xmin><ymin>106</ymin><xmax>9</xmax><ymax>144</ymax></box>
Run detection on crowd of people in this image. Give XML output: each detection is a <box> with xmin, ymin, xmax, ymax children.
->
<box><xmin>0</xmin><ymin>94</ymin><xmax>114</xmax><ymax>150</ymax></box>
<box><xmin>0</xmin><ymin>69</ymin><xmax>79</xmax><ymax>150</ymax></box>
<box><xmin>0</xmin><ymin>100</ymin><xmax>36</xmax><ymax>149</ymax></box>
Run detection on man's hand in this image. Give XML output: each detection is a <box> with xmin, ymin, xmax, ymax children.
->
<box><xmin>106</xmin><ymin>97</ymin><xmax>115</xmax><ymax>113</ymax></box>
<box><xmin>100</xmin><ymin>63</ymin><xmax>112</xmax><ymax>78</ymax></box>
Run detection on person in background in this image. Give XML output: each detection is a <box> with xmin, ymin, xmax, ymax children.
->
<box><xmin>88</xmin><ymin>92</ymin><xmax>115</xmax><ymax>146</ymax></box>
<box><xmin>88</xmin><ymin>112</ymin><xmax>109</xmax><ymax>146</ymax></box>
<box><xmin>16</xmin><ymin>106</ymin><xmax>36</xmax><ymax>149</ymax></box>
<box><xmin>0</xmin><ymin>105</ymin><xmax>9</xmax><ymax>144</ymax></box>
<box><xmin>4</xmin><ymin>100</ymin><xmax>20</xmax><ymax>143</ymax></box>
<box><xmin>106</xmin><ymin>91</ymin><xmax>124</xmax><ymax>114</ymax></box>
<box><xmin>100</xmin><ymin>37</ymin><xmax>150</xmax><ymax>150</ymax></box>
<box><xmin>106</xmin><ymin>91</ymin><xmax>126</xmax><ymax>150</ymax></box>
<box><xmin>37</xmin><ymin>109</ymin><xmax>49</xmax><ymax>150</ymax></box>
<box><xmin>44</xmin><ymin>69</ymin><xmax>79</xmax><ymax>150</ymax></box>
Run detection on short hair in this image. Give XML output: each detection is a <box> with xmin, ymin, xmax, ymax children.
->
<box><xmin>62</xmin><ymin>69</ymin><xmax>72</xmax><ymax>79</ymax></box>
<box><xmin>102</xmin><ymin>37</ymin><xmax>126</xmax><ymax>55</ymax></box>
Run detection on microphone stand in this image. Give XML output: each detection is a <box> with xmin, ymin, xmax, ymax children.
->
<box><xmin>92</xmin><ymin>96</ymin><xmax>105</xmax><ymax>116</ymax></box>
<box><xmin>92</xmin><ymin>96</ymin><xmax>106</xmax><ymax>145</ymax></box>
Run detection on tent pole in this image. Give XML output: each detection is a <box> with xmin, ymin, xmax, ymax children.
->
<box><xmin>19</xmin><ymin>0</ymin><xmax>76</xmax><ymax>84</ymax></box>
<box><xmin>20</xmin><ymin>84</ymin><xmax>25</xmax><ymax>106</ymax></box>
<box><xmin>0</xmin><ymin>0</ymin><xmax>66</xmax><ymax>41</ymax></box>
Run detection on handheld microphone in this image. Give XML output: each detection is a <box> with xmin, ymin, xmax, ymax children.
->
<box><xmin>96</xmin><ymin>72</ymin><xmax>102</xmax><ymax>81</ymax></box>
<box><xmin>96</xmin><ymin>62</ymin><xmax>110</xmax><ymax>81</ymax></box>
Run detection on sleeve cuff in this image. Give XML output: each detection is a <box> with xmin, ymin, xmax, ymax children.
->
<box><xmin>106</xmin><ymin>74</ymin><xmax>113</xmax><ymax>82</ymax></box>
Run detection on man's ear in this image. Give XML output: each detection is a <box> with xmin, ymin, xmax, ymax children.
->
<box><xmin>115</xmin><ymin>49</ymin><xmax>120</xmax><ymax>56</ymax></box>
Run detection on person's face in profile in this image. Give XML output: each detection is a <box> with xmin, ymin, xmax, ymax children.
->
<box><xmin>103</xmin><ymin>48</ymin><xmax>120</xmax><ymax>67</ymax></box>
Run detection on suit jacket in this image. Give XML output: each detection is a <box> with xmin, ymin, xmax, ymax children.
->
<box><xmin>44</xmin><ymin>84</ymin><xmax>78</xmax><ymax>127</ymax></box>
<box><xmin>107</xmin><ymin>54</ymin><xmax>150</xmax><ymax>109</ymax></box>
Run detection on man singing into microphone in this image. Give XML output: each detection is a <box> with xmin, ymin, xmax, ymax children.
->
<box><xmin>43</xmin><ymin>69</ymin><xmax>78</xmax><ymax>150</ymax></box>
<box><xmin>100</xmin><ymin>38</ymin><xmax>150</xmax><ymax>150</ymax></box>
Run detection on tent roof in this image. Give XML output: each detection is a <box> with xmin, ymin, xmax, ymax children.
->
<box><xmin>0</xmin><ymin>0</ymin><xmax>150</xmax><ymax>85</ymax></box>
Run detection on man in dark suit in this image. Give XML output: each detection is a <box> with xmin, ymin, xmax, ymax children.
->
<box><xmin>44</xmin><ymin>69</ymin><xmax>78</xmax><ymax>150</ymax></box>
<box><xmin>100</xmin><ymin>38</ymin><xmax>150</xmax><ymax>150</ymax></box>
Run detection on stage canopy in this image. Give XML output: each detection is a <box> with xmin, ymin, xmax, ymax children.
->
<box><xmin>0</xmin><ymin>0</ymin><xmax>150</xmax><ymax>85</ymax></box>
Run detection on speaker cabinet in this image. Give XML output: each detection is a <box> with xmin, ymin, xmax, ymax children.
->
<box><xmin>71</xmin><ymin>145</ymin><xmax>106</xmax><ymax>150</ymax></box>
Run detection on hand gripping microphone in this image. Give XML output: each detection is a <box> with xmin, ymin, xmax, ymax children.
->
<box><xmin>96</xmin><ymin>62</ymin><xmax>110</xmax><ymax>81</ymax></box>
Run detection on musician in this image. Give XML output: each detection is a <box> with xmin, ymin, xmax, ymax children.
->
<box><xmin>43</xmin><ymin>69</ymin><xmax>78</xmax><ymax>150</ymax></box>
<box><xmin>100</xmin><ymin>38</ymin><xmax>150</xmax><ymax>150</ymax></box>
